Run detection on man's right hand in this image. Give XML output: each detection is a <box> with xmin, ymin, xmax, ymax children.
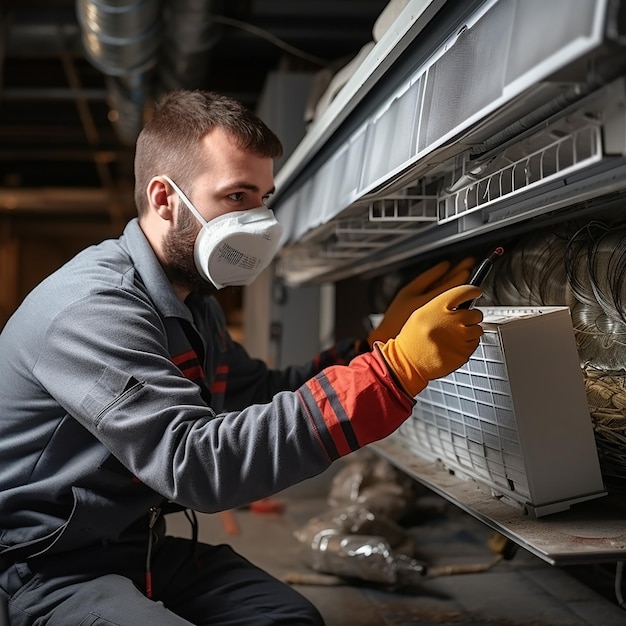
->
<box><xmin>375</xmin><ymin>285</ymin><xmax>484</xmax><ymax>397</ymax></box>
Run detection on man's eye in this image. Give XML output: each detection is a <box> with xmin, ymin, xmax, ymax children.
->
<box><xmin>228</xmin><ymin>192</ymin><xmax>244</xmax><ymax>201</ymax></box>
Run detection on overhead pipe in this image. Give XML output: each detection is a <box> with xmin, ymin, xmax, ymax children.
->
<box><xmin>76</xmin><ymin>0</ymin><xmax>161</xmax><ymax>76</ymax></box>
<box><xmin>159</xmin><ymin>0</ymin><xmax>225</xmax><ymax>92</ymax></box>
<box><xmin>75</xmin><ymin>0</ymin><xmax>161</xmax><ymax>146</ymax></box>
<box><xmin>75</xmin><ymin>0</ymin><xmax>226</xmax><ymax>145</ymax></box>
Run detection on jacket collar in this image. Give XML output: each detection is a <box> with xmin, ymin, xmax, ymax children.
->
<box><xmin>121</xmin><ymin>218</ymin><xmax>194</xmax><ymax>323</ymax></box>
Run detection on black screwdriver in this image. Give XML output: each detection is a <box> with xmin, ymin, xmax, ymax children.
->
<box><xmin>458</xmin><ymin>246</ymin><xmax>504</xmax><ymax>309</ymax></box>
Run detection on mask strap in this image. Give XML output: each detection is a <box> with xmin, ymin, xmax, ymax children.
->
<box><xmin>161</xmin><ymin>175</ymin><xmax>208</xmax><ymax>227</ymax></box>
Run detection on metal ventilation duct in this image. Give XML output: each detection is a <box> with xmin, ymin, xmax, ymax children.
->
<box><xmin>76</xmin><ymin>0</ymin><xmax>161</xmax><ymax>146</ymax></box>
<box><xmin>75</xmin><ymin>0</ymin><xmax>223</xmax><ymax>146</ymax></box>
<box><xmin>76</xmin><ymin>0</ymin><xmax>161</xmax><ymax>76</ymax></box>
<box><xmin>159</xmin><ymin>0</ymin><xmax>223</xmax><ymax>91</ymax></box>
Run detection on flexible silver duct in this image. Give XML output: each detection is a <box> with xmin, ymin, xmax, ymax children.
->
<box><xmin>76</xmin><ymin>0</ymin><xmax>161</xmax><ymax>76</ymax></box>
<box><xmin>159</xmin><ymin>0</ymin><xmax>223</xmax><ymax>91</ymax></box>
<box><xmin>76</xmin><ymin>0</ymin><xmax>161</xmax><ymax>146</ymax></box>
<box><xmin>76</xmin><ymin>0</ymin><xmax>223</xmax><ymax>146</ymax></box>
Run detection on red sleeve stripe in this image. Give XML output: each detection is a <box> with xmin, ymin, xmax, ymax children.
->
<box><xmin>299</xmin><ymin>372</ymin><xmax>360</xmax><ymax>459</ymax></box>
<box><xmin>299</xmin><ymin>352</ymin><xmax>416</xmax><ymax>456</ymax></box>
<box><xmin>211</xmin><ymin>380</ymin><xmax>227</xmax><ymax>394</ymax></box>
<box><xmin>209</xmin><ymin>364</ymin><xmax>229</xmax><ymax>396</ymax></box>
<box><xmin>181</xmin><ymin>365</ymin><xmax>205</xmax><ymax>380</ymax></box>
<box><xmin>316</xmin><ymin>372</ymin><xmax>360</xmax><ymax>450</ymax></box>
<box><xmin>172</xmin><ymin>350</ymin><xmax>197</xmax><ymax>366</ymax></box>
<box><xmin>172</xmin><ymin>350</ymin><xmax>206</xmax><ymax>384</ymax></box>
<box><xmin>298</xmin><ymin>383</ymin><xmax>341</xmax><ymax>461</ymax></box>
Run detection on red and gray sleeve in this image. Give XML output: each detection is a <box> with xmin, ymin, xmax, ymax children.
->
<box><xmin>296</xmin><ymin>348</ymin><xmax>415</xmax><ymax>462</ymax></box>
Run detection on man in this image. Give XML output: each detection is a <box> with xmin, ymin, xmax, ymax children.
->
<box><xmin>0</xmin><ymin>90</ymin><xmax>483</xmax><ymax>625</ymax></box>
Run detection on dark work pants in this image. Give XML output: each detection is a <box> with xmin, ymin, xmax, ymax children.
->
<box><xmin>0</xmin><ymin>537</ymin><xmax>324</xmax><ymax>626</ymax></box>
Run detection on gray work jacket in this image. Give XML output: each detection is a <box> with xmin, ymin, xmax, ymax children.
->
<box><xmin>0</xmin><ymin>219</ymin><xmax>412</xmax><ymax>562</ymax></box>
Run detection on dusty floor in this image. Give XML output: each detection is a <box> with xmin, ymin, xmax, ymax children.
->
<box><xmin>166</xmin><ymin>454</ymin><xmax>626</xmax><ymax>626</ymax></box>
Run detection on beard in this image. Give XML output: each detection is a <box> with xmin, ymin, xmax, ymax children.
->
<box><xmin>161</xmin><ymin>208</ymin><xmax>215</xmax><ymax>294</ymax></box>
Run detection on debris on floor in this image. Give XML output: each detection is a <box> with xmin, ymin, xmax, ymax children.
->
<box><xmin>291</xmin><ymin>455</ymin><xmax>520</xmax><ymax>589</ymax></box>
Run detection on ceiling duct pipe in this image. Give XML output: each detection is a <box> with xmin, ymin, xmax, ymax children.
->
<box><xmin>75</xmin><ymin>0</ymin><xmax>162</xmax><ymax>146</ymax></box>
<box><xmin>159</xmin><ymin>0</ymin><xmax>225</xmax><ymax>92</ymax></box>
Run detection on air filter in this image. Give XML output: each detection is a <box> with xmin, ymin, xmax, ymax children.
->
<box><xmin>394</xmin><ymin>307</ymin><xmax>606</xmax><ymax>517</ymax></box>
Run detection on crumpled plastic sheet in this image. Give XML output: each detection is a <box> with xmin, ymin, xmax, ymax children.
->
<box><xmin>327</xmin><ymin>456</ymin><xmax>417</xmax><ymax>520</ymax></box>
<box><xmin>294</xmin><ymin>456</ymin><xmax>426</xmax><ymax>584</ymax></box>
<box><xmin>306</xmin><ymin>529</ymin><xmax>399</xmax><ymax>584</ymax></box>
<box><xmin>294</xmin><ymin>505</ymin><xmax>425</xmax><ymax>584</ymax></box>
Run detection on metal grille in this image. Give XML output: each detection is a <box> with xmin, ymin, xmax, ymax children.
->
<box><xmin>437</xmin><ymin>124</ymin><xmax>603</xmax><ymax>223</ymax></box>
<box><xmin>391</xmin><ymin>307</ymin><xmax>606</xmax><ymax>516</ymax></box>
<box><xmin>397</xmin><ymin>329</ymin><xmax>530</xmax><ymax>499</ymax></box>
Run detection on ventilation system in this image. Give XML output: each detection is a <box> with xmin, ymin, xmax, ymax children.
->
<box><xmin>393</xmin><ymin>307</ymin><xmax>606</xmax><ymax>517</ymax></box>
<box><xmin>271</xmin><ymin>0</ymin><xmax>626</xmax><ymax>284</ymax></box>
<box><xmin>75</xmin><ymin>0</ymin><xmax>225</xmax><ymax>146</ymax></box>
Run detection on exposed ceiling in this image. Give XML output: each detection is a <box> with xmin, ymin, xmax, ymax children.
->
<box><xmin>0</xmin><ymin>0</ymin><xmax>389</xmax><ymax>224</ymax></box>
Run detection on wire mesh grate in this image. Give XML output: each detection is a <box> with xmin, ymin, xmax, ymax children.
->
<box><xmin>437</xmin><ymin>124</ymin><xmax>603</xmax><ymax>223</ymax></box>
<box><xmin>398</xmin><ymin>328</ymin><xmax>531</xmax><ymax>499</ymax></box>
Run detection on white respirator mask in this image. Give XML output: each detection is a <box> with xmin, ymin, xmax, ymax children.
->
<box><xmin>162</xmin><ymin>176</ymin><xmax>283</xmax><ymax>290</ymax></box>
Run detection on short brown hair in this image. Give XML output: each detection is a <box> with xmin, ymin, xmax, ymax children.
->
<box><xmin>134</xmin><ymin>90</ymin><xmax>283</xmax><ymax>216</ymax></box>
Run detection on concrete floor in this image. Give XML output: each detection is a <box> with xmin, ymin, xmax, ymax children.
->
<box><xmin>166</xmin><ymin>454</ymin><xmax>626</xmax><ymax>626</ymax></box>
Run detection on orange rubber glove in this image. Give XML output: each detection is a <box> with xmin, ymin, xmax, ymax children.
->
<box><xmin>368</xmin><ymin>257</ymin><xmax>475</xmax><ymax>346</ymax></box>
<box><xmin>376</xmin><ymin>284</ymin><xmax>484</xmax><ymax>397</ymax></box>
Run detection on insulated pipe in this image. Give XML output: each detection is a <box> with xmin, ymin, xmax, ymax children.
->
<box><xmin>159</xmin><ymin>0</ymin><xmax>224</xmax><ymax>91</ymax></box>
<box><xmin>76</xmin><ymin>0</ymin><xmax>161</xmax><ymax>146</ymax></box>
<box><xmin>105</xmin><ymin>74</ymin><xmax>150</xmax><ymax>146</ymax></box>
<box><xmin>76</xmin><ymin>0</ymin><xmax>225</xmax><ymax>145</ymax></box>
<box><xmin>76</xmin><ymin>0</ymin><xmax>161</xmax><ymax>76</ymax></box>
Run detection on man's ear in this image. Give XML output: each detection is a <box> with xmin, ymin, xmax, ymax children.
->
<box><xmin>146</xmin><ymin>177</ymin><xmax>175</xmax><ymax>221</ymax></box>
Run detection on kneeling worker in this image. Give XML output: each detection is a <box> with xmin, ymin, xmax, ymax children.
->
<box><xmin>0</xmin><ymin>89</ymin><xmax>483</xmax><ymax>626</ymax></box>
